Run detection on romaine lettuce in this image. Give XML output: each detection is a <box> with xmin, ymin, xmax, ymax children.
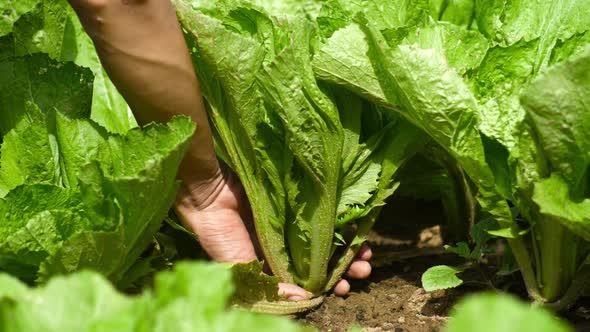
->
<box><xmin>0</xmin><ymin>50</ymin><xmax>195</xmax><ymax>284</ymax></box>
<box><xmin>174</xmin><ymin>0</ymin><xmax>427</xmax><ymax>307</ymax></box>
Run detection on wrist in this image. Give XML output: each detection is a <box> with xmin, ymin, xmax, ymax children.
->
<box><xmin>175</xmin><ymin>159</ymin><xmax>226</xmax><ymax>210</ymax></box>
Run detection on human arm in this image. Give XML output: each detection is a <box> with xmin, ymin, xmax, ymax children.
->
<box><xmin>67</xmin><ymin>0</ymin><xmax>220</xmax><ymax>197</ymax></box>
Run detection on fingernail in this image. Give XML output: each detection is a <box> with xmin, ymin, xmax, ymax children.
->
<box><xmin>287</xmin><ymin>295</ymin><xmax>306</xmax><ymax>301</ymax></box>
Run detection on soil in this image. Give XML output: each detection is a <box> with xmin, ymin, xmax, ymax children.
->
<box><xmin>298</xmin><ymin>198</ymin><xmax>590</xmax><ymax>332</ymax></box>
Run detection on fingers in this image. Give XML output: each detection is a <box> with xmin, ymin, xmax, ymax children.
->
<box><xmin>333</xmin><ymin>279</ymin><xmax>350</xmax><ymax>297</ymax></box>
<box><xmin>345</xmin><ymin>243</ymin><xmax>373</xmax><ymax>279</ymax></box>
<box><xmin>345</xmin><ymin>260</ymin><xmax>372</xmax><ymax>279</ymax></box>
<box><xmin>357</xmin><ymin>243</ymin><xmax>373</xmax><ymax>261</ymax></box>
<box><xmin>332</xmin><ymin>261</ymin><xmax>370</xmax><ymax>298</ymax></box>
<box><xmin>278</xmin><ymin>282</ymin><xmax>312</xmax><ymax>301</ymax></box>
<box><xmin>332</xmin><ymin>243</ymin><xmax>373</xmax><ymax>297</ymax></box>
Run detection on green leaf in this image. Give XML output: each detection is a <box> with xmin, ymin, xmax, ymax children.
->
<box><xmin>335</xmin><ymin>92</ymin><xmax>383</xmax><ymax>217</ymax></box>
<box><xmin>470</xmin><ymin>218</ymin><xmax>499</xmax><ymax>247</ymax></box>
<box><xmin>355</xmin><ymin>16</ymin><xmax>506</xmax><ymax>211</ymax></box>
<box><xmin>550</xmin><ymin>31</ymin><xmax>590</xmax><ymax>65</ymax></box>
<box><xmin>0</xmin><ymin>53</ymin><xmax>93</xmax><ymax>136</ymax></box>
<box><xmin>339</xmin><ymin>0</ymin><xmax>430</xmax><ymax>31</ymax></box>
<box><xmin>0</xmin><ymin>0</ymin><xmax>41</xmax><ymax>36</ymax></box>
<box><xmin>256</xmin><ymin>18</ymin><xmax>343</xmax><ymax>291</ymax></box>
<box><xmin>472</xmin><ymin>39</ymin><xmax>541</xmax><ymax>150</ymax></box>
<box><xmin>231</xmin><ymin>261</ymin><xmax>280</xmax><ymax>304</ymax></box>
<box><xmin>0</xmin><ymin>274</ymin><xmax>28</xmax><ymax>298</ymax></box>
<box><xmin>400</xmin><ymin>21</ymin><xmax>489</xmax><ymax>75</ymax></box>
<box><xmin>429</xmin><ymin>0</ymin><xmax>475</xmax><ymax>28</ymax></box>
<box><xmin>0</xmin><ymin>261</ymin><xmax>311</xmax><ymax>332</ymax></box>
<box><xmin>0</xmin><ymin>271</ymin><xmax>146</xmax><ymax>332</ymax></box>
<box><xmin>40</xmin><ymin>117</ymin><xmax>196</xmax><ymax>282</ymax></box>
<box><xmin>316</xmin><ymin>0</ymin><xmax>351</xmax><ymax>39</ymax></box>
<box><xmin>472</xmin><ymin>0</ymin><xmax>590</xmax><ymax>153</ymax></box>
<box><xmin>533</xmin><ymin>174</ymin><xmax>590</xmax><ymax>241</ymax></box>
<box><xmin>247</xmin><ymin>0</ymin><xmax>322</xmax><ymax>18</ymax></box>
<box><xmin>487</xmin><ymin>227</ymin><xmax>529</xmax><ymax>239</ymax></box>
<box><xmin>0</xmin><ymin>117</ymin><xmax>57</xmax><ymax>196</ymax></box>
<box><xmin>475</xmin><ymin>0</ymin><xmax>589</xmax><ymax>50</ymax></box>
<box><xmin>445</xmin><ymin>293</ymin><xmax>573</xmax><ymax>332</ymax></box>
<box><xmin>444</xmin><ymin>242</ymin><xmax>473</xmax><ymax>260</ymax></box>
<box><xmin>521</xmin><ymin>47</ymin><xmax>590</xmax><ymax>198</ymax></box>
<box><xmin>313</xmin><ymin>23</ymin><xmax>392</xmax><ymax>106</ymax></box>
<box><xmin>422</xmin><ymin>265</ymin><xmax>464</xmax><ymax>292</ymax></box>
<box><xmin>0</xmin><ymin>185</ymin><xmax>91</xmax><ymax>281</ymax></box>
<box><xmin>0</xmin><ymin>59</ymin><xmax>195</xmax><ymax>283</ymax></box>
<box><xmin>1</xmin><ymin>0</ymin><xmax>135</xmax><ymax>133</ymax></box>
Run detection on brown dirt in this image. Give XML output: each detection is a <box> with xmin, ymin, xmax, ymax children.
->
<box><xmin>299</xmin><ymin>199</ymin><xmax>473</xmax><ymax>332</ymax></box>
<box><xmin>299</xmin><ymin>255</ymin><xmax>472</xmax><ymax>332</ymax></box>
<box><xmin>298</xmin><ymin>198</ymin><xmax>590</xmax><ymax>332</ymax></box>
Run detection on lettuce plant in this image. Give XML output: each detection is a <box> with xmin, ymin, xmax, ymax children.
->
<box><xmin>445</xmin><ymin>293</ymin><xmax>573</xmax><ymax>332</ymax></box>
<box><xmin>307</xmin><ymin>0</ymin><xmax>589</xmax><ymax>308</ymax></box>
<box><xmin>4</xmin><ymin>0</ymin><xmax>588</xmax><ymax>314</ymax></box>
<box><xmin>174</xmin><ymin>0</ymin><xmax>590</xmax><ymax>309</ymax></box>
<box><xmin>173</xmin><ymin>0</ymin><xmax>427</xmax><ymax>308</ymax></box>
<box><xmin>0</xmin><ymin>49</ymin><xmax>195</xmax><ymax>284</ymax></box>
<box><xmin>0</xmin><ymin>261</ymin><xmax>311</xmax><ymax>332</ymax></box>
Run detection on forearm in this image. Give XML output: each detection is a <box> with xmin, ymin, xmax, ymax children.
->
<box><xmin>68</xmin><ymin>0</ymin><xmax>219</xmax><ymax>187</ymax></box>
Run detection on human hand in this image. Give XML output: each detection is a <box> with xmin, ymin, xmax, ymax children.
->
<box><xmin>174</xmin><ymin>166</ymin><xmax>372</xmax><ymax>300</ymax></box>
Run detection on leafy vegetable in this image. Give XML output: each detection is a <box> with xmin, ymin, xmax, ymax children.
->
<box><xmin>173</xmin><ymin>0</ymin><xmax>427</xmax><ymax>303</ymax></box>
<box><xmin>0</xmin><ymin>0</ymin><xmax>136</xmax><ymax>134</ymax></box>
<box><xmin>171</xmin><ymin>0</ymin><xmax>590</xmax><ymax>310</ymax></box>
<box><xmin>4</xmin><ymin>0</ymin><xmax>589</xmax><ymax>319</ymax></box>
<box><xmin>0</xmin><ymin>261</ymin><xmax>311</xmax><ymax>332</ymax></box>
<box><xmin>0</xmin><ymin>49</ymin><xmax>195</xmax><ymax>284</ymax></box>
<box><xmin>302</xmin><ymin>0</ymin><xmax>590</xmax><ymax>308</ymax></box>
<box><xmin>421</xmin><ymin>265</ymin><xmax>464</xmax><ymax>292</ymax></box>
<box><xmin>445</xmin><ymin>293</ymin><xmax>573</xmax><ymax>332</ymax></box>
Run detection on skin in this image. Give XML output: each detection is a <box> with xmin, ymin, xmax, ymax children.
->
<box><xmin>67</xmin><ymin>0</ymin><xmax>371</xmax><ymax>300</ymax></box>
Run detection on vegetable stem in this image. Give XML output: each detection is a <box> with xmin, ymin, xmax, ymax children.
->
<box><xmin>534</xmin><ymin>217</ymin><xmax>578</xmax><ymax>302</ymax></box>
<box><xmin>544</xmin><ymin>262</ymin><xmax>590</xmax><ymax>312</ymax></box>
<box><xmin>507</xmin><ymin>237</ymin><xmax>544</xmax><ymax>302</ymax></box>
<box><xmin>306</xmin><ymin>171</ymin><xmax>340</xmax><ymax>294</ymax></box>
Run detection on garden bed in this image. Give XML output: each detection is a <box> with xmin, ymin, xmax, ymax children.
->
<box><xmin>300</xmin><ymin>198</ymin><xmax>590</xmax><ymax>331</ymax></box>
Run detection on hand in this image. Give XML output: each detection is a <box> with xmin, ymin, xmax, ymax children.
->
<box><xmin>174</xmin><ymin>166</ymin><xmax>372</xmax><ymax>300</ymax></box>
